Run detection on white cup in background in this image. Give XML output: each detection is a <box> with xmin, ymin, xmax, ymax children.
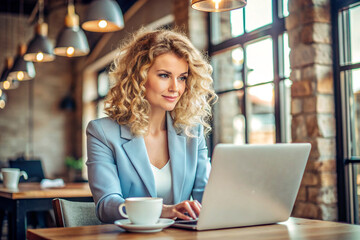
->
<box><xmin>0</xmin><ymin>168</ymin><xmax>28</xmax><ymax>189</ymax></box>
<box><xmin>119</xmin><ymin>197</ymin><xmax>163</xmax><ymax>225</ymax></box>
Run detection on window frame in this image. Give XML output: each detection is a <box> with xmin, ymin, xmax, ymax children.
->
<box><xmin>332</xmin><ymin>0</ymin><xmax>360</xmax><ymax>224</ymax></box>
<box><xmin>208</xmin><ymin>0</ymin><xmax>288</xmax><ymax>146</ymax></box>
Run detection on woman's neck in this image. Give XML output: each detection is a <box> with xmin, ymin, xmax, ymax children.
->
<box><xmin>147</xmin><ymin>109</ymin><xmax>167</xmax><ymax>135</ymax></box>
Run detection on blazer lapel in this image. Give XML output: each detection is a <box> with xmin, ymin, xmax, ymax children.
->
<box><xmin>121</xmin><ymin>125</ymin><xmax>156</xmax><ymax>197</ymax></box>
<box><xmin>167</xmin><ymin>113</ymin><xmax>186</xmax><ymax>203</ymax></box>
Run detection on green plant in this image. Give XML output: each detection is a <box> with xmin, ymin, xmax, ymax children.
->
<box><xmin>65</xmin><ymin>156</ymin><xmax>83</xmax><ymax>170</ymax></box>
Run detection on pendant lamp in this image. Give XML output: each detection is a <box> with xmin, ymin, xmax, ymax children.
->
<box><xmin>54</xmin><ymin>2</ymin><xmax>89</xmax><ymax>57</ymax></box>
<box><xmin>0</xmin><ymin>91</ymin><xmax>7</xmax><ymax>109</ymax></box>
<box><xmin>191</xmin><ymin>0</ymin><xmax>247</xmax><ymax>12</ymax></box>
<box><xmin>9</xmin><ymin>44</ymin><xmax>36</xmax><ymax>81</ymax></box>
<box><xmin>24</xmin><ymin>0</ymin><xmax>55</xmax><ymax>62</ymax></box>
<box><xmin>82</xmin><ymin>0</ymin><xmax>124</xmax><ymax>32</ymax></box>
<box><xmin>0</xmin><ymin>58</ymin><xmax>20</xmax><ymax>90</ymax></box>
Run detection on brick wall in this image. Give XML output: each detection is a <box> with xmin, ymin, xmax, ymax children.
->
<box><xmin>287</xmin><ymin>0</ymin><xmax>337</xmax><ymax>220</ymax></box>
<box><xmin>0</xmin><ymin>5</ymin><xmax>79</xmax><ymax>178</ymax></box>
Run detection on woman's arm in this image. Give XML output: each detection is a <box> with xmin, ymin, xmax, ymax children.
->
<box><xmin>86</xmin><ymin>120</ymin><xmax>125</xmax><ymax>223</ymax></box>
<box><xmin>161</xmin><ymin>124</ymin><xmax>211</xmax><ymax>220</ymax></box>
<box><xmin>192</xmin><ymin>124</ymin><xmax>211</xmax><ymax>203</ymax></box>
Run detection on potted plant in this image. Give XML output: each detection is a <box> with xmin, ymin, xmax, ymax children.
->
<box><xmin>65</xmin><ymin>156</ymin><xmax>83</xmax><ymax>182</ymax></box>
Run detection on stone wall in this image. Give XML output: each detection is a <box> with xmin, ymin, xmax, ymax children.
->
<box><xmin>287</xmin><ymin>0</ymin><xmax>337</xmax><ymax>220</ymax></box>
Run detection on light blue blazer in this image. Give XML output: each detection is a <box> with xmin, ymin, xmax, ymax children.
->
<box><xmin>86</xmin><ymin>112</ymin><xmax>211</xmax><ymax>223</ymax></box>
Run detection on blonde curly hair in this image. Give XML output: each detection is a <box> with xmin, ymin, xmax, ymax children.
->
<box><xmin>105</xmin><ymin>28</ymin><xmax>217</xmax><ymax>137</ymax></box>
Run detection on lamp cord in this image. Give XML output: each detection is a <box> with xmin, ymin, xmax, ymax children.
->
<box><xmin>5</xmin><ymin>0</ymin><xmax>8</xmax><ymax>58</ymax></box>
<box><xmin>20</xmin><ymin>0</ymin><xmax>24</xmax><ymax>44</ymax></box>
<box><xmin>29</xmin><ymin>76</ymin><xmax>34</xmax><ymax>158</ymax></box>
<box><xmin>38</xmin><ymin>0</ymin><xmax>44</xmax><ymax>23</ymax></box>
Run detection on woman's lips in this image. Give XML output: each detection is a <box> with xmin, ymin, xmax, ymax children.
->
<box><xmin>163</xmin><ymin>96</ymin><xmax>178</xmax><ymax>102</ymax></box>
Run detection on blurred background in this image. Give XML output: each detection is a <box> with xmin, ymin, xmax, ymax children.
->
<box><xmin>0</xmin><ymin>0</ymin><xmax>359</xmax><ymax>225</ymax></box>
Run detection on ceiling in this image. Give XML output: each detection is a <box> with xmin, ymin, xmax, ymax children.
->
<box><xmin>0</xmin><ymin>0</ymin><xmax>138</xmax><ymax>17</ymax></box>
<box><xmin>0</xmin><ymin>0</ymin><xmax>139</xmax><ymax>51</ymax></box>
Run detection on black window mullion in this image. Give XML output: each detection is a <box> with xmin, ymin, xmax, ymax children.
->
<box><xmin>273</xmin><ymin>0</ymin><xmax>282</xmax><ymax>143</ymax></box>
<box><xmin>273</xmin><ymin>33</ymin><xmax>281</xmax><ymax>143</ymax></box>
<box><xmin>210</xmin><ymin>22</ymin><xmax>284</xmax><ymax>55</ymax></box>
<box><xmin>332</xmin><ymin>0</ymin><xmax>347</xmax><ymax>222</ymax></box>
<box><xmin>243</xmin><ymin>46</ymin><xmax>249</xmax><ymax>143</ymax></box>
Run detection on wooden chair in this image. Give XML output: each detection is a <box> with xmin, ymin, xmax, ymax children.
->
<box><xmin>52</xmin><ymin>198</ymin><xmax>102</xmax><ymax>227</ymax></box>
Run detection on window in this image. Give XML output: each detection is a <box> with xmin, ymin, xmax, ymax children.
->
<box><xmin>210</xmin><ymin>0</ymin><xmax>290</xmax><ymax>145</ymax></box>
<box><xmin>334</xmin><ymin>0</ymin><xmax>360</xmax><ymax>224</ymax></box>
<box><xmin>96</xmin><ymin>70</ymin><xmax>110</xmax><ymax>118</ymax></box>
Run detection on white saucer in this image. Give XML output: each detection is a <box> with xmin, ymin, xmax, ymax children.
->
<box><xmin>114</xmin><ymin>218</ymin><xmax>175</xmax><ymax>233</ymax></box>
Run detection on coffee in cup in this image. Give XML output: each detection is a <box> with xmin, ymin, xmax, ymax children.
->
<box><xmin>0</xmin><ymin>168</ymin><xmax>28</xmax><ymax>189</ymax></box>
<box><xmin>119</xmin><ymin>197</ymin><xmax>163</xmax><ymax>225</ymax></box>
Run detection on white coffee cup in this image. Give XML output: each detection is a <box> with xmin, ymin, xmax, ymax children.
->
<box><xmin>119</xmin><ymin>197</ymin><xmax>163</xmax><ymax>225</ymax></box>
<box><xmin>0</xmin><ymin>168</ymin><xmax>28</xmax><ymax>189</ymax></box>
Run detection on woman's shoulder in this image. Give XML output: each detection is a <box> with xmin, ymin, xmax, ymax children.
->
<box><xmin>87</xmin><ymin>117</ymin><xmax>130</xmax><ymax>144</ymax></box>
<box><xmin>88</xmin><ymin>117</ymin><xmax>118</xmax><ymax>128</ymax></box>
<box><xmin>87</xmin><ymin>117</ymin><xmax>125</xmax><ymax>136</ymax></box>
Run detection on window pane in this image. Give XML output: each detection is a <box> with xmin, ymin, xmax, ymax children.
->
<box><xmin>245</xmin><ymin>0</ymin><xmax>272</xmax><ymax>32</ymax></box>
<box><xmin>283</xmin><ymin>33</ymin><xmax>291</xmax><ymax>78</ymax></box>
<box><xmin>246</xmin><ymin>38</ymin><xmax>274</xmax><ymax>85</ymax></box>
<box><xmin>98</xmin><ymin>71</ymin><xmax>110</xmax><ymax>97</ymax></box>
<box><xmin>212</xmin><ymin>47</ymin><xmax>244</xmax><ymax>91</ymax></box>
<box><xmin>350</xmin><ymin>5</ymin><xmax>360</xmax><ymax>64</ymax></box>
<box><xmin>214</xmin><ymin>90</ymin><xmax>245</xmax><ymax>144</ymax></box>
<box><xmin>231</xmin><ymin>9</ymin><xmax>244</xmax><ymax>37</ymax></box>
<box><xmin>283</xmin><ymin>0</ymin><xmax>289</xmax><ymax>18</ymax></box>
<box><xmin>211</xmin><ymin>8</ymin><xmax>244</xmax><ymax>45</ymax></box>
<box><xmin>281</xmin><ymin>79</ymin><xmax>292</xmax><ymax>142</ymax></box>
<box><xmin>97</xmin><ymin>99</ymin><xmax>107</xmax><ymax>118</ymax></box>
<box><xmin>247</xmin><ymin>84</ymin><xmax>275</xmax><ymax>144</ymax></box>
<box><xmin>349</xmin><ymin>68</ymin><xmax>360</xmax><ymax>156</ymax></box>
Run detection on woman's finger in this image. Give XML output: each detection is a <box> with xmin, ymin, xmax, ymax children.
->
<box><xmin>189</xmin><ymin>201</ymin><xmax>201</xmax><ymax>216</ymax></box>
<box><xmin>194</xmin><ymin>200</ymin><xmax>202</xmax><ymax>209</ymax></box>
<box><xmin>173</xmin><ymin>208</ymin><xmax>192</xmax><ymax>220</ymax></box>
<box><xmin>181</xmin><ymin>201</ymin><xmax>197</xmax><ymax>219</ymax></box>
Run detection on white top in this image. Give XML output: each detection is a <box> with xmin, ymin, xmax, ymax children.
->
<box><xmin>151</xmin><ymin>160</ymin><xmax>173</xmax><ymax>204</ymax></box>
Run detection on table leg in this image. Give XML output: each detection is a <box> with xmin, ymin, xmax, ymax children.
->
<box><xmin>0</xmin><ymin>210</ymin><xmax>4</xmax><ymax>239</ymax></box>
<box><xmin>8</xmin><ymin>213</ymin><xmax>13</xmax><ymax>240</ymax></box>
<box><xmin>11</xmin><ymin>200</ymin><xmax>27</xmax><ymax>240</ymax></box>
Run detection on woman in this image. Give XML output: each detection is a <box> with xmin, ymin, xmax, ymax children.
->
<box><xmin>86</xmin><ymin>28</ymin><xmax>217</xmax><ymax>224</ymax></box>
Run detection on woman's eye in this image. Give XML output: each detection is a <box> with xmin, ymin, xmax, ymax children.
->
<box><xmin>179</xmin><ymin>76</ymin><xmax>187</xmax><ymax>81</ymax></box>
<box><xmin>159</xmin><ymin>74</ymin><xmax>169</xmax><ymax>78</ymax></box>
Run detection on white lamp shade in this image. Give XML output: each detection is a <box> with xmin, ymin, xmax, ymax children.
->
<box><xmin>54</xmin><ymin>26</ymin><xmax>90</xmax><ymax>57</ymax></box>
<box><xmin>24</xmin><ymin>34</ymin><xmax>55</xmax><ymax>62</ymax></box>
<box><xmin>191</xmin><ymin>0</ymin><xmax>247</xmax><ymax>12</ymax></box>
<box><xmin>9</xmin><ymin>56</ymin><xmax>36</xmax><ymax>81</ymax></box>
<box><xmin>82</xmin><ymin>0</ymin><xmax>124</xmax><ymax>32</ymax></box>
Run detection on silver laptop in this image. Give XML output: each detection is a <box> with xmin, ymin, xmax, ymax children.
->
<box><xmin>172</xmin><ymin>143</ymin><xmax>311</xmax><ymax>230</ymax></box>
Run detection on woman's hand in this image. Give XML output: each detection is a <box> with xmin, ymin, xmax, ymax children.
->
<box><xmin>161</xmin><ymin>200</ymin><xmax>202</xmax><ymax>220</ymax></box>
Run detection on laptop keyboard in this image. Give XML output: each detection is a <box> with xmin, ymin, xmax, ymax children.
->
<box><xmin>175</xmin><ymin>219</ymin><xmax>198</xmax><ymax>225</ymax></box>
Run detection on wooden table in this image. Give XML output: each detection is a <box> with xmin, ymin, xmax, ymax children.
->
<box><xmin>0</xmin><ymin>182</ymin><xmax>93</xmax><ymax>240</ymax></box>
<box><xmin>27</xmin><ymin>218</ymin><xmax>360</xmax><ymax>240</ymax></box>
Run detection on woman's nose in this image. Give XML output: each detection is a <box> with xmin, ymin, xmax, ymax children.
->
<box><xmin>169</xmin><ymin>77</ymin><xmax>178</xmax><ymax>91</ymax></box>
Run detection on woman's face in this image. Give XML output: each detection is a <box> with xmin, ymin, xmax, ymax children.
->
<box><xmin>145</xmin><ymin>52</ymin><xmax>188</xmax><ymax>113</ymax></box>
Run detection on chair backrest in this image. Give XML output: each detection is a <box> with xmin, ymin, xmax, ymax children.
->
<box><xmin>52</xmin><ymin>198</ymin><xmax>102</xmax><ymax>227</ymax></box>
<box><xmin>8</xmin><ymin>159</ymin><xmax>45</xmax><ymax>182</ymax></box>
